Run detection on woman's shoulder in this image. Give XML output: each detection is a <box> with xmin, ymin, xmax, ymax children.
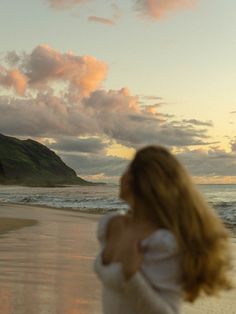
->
<box><xmin>140</xmin><ymin>229</ymin><xmax>178</xmax><ymax>255</ymax></box>
<box><xmin>97</xmin><ymin>210</ymin><xmax>127</xmax><ymax>245</ymax></box>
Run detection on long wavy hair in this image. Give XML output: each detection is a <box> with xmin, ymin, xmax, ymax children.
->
<box><xmin>127</xmin><ymin>145</ymin><xmax>233</xmax><ymax>302</ymax></box>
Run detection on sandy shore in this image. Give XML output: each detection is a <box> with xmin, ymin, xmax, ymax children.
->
<box><xmin>0</xmin><ymin>202</ymin><xmax>235</xmax><ymax>314</ymax></box>
<box><xmin>0</xmin><ymin>217</ymin><xmax>37</xmax><ymax>234</ymax></box>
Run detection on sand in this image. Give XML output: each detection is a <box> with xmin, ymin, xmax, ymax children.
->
<box><xmin>0</xmin><ymin>217</ymin><xmax>37</xmax><ymax>234</ymax></box>
<box><xmin>0</xmin><ymin>202</ymin><xmax>235</xmax><ymax>314</ymax></box>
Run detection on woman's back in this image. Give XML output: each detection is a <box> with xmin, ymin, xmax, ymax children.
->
<box><xmin>94</xmin><ymin>145</ymin><xmax>232</xmax><ymax>313</ymax></box>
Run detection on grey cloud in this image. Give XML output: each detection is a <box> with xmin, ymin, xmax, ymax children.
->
<box><xmin>82</xmin><ymin>89</ymin><xmax>211</xmax><ymax>148</ymax></box>
<box><xmin>231</xmin><ymin>139</ymin><xmax>236</xmax><ymax>152</ymax></box>
<box><xmin>1</xmin><ymin>85</ymin><xmax>234</xmax><ymax>180</ymax></box>
<box><xmin>4</xmin><ymin>51</ymin><xmax>21</xmax><ymax>66</ymax></box>
<box><xmin>104</xmin><ymin>121</ymin><xmax>209</xmax><ymax>148</ymax></box>
<box><xmin>177</xmin><ymin>149</ymin><xmax>236</xmax><ymax>177</ymax></box>
<box><xmin>112</xmin><ymin>119</ymin><xmax>211</xmax><ymax>147</ymax></box>
<box><xmin>61</xmin><ymin>146</ymin><xmax>236</xmax><ymax>180</ymax></box>
<box><xmin>182</xmin><ymin>119</ymin><xmax>213</xmax><ymax>127</ymax></box>
<box><xmin>60</xmin><ymin>153</ymin><xmax>129</xmax><ymax>177</ymax></box>
<box><xmin>140</xmin><ymin>95</ymin><xmax>163</xmax><ymax>100</ymax></box>
<box><xmin>50</xmin><ymin>136</ymin><xmax>107</xmax><ymax>153</ymax></box>
<box><xmin>127</xmin><ymin>114</ymin><xmax>163</xmax><ymax>123</ymax></box>
<box><xmin>0</xmin><ymin>87</ymin><xmax>213</xmax><ymax>149</ymax></box>
<box><xmin>0</xmin><ymin>94</ymin><xmax>99</xmax><ymax>137</ymax></box>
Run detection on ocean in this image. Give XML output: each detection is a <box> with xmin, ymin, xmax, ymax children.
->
<box><xmin>0</xmin><ymin>184</ymin><xmax>235</xmax><ymax>225</ymax></box>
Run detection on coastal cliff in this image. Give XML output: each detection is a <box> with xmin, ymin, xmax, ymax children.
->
<box><xmin>0</xmin><ymin>134</ymin><xmax>93</xmax><ymax>186</ymax></box>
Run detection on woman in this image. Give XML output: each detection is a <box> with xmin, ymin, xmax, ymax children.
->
<box><xmin>94</xmin><ymin>145</ymin><xmax>232</xmax><ymax>314</ymax></box>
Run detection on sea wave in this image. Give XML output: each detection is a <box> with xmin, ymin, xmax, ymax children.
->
<box><xmin>0</xmin><ymin>193</ymin><xmax>128</xmax><ymax>212</ymax></box>
<box><xmin>210</xmin><ymin>201</ymin><xmax>236</xmax><ymax>225</ymax></box>
<box><xmin>0</xmin><ymin>185</ymin><xmax>235</xmax><ymax>225</ymax></box>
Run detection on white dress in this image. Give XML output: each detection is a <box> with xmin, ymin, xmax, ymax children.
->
<box><xmin>94</xmin><ymin>210</ymin><xmax>183</xmax><ymax>314</ymax></box>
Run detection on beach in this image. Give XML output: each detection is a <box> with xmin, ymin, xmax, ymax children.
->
<box><xmin>0</xmin><ymin>202</ymin><xmax>235</xmax><ymax>314</ymax></box>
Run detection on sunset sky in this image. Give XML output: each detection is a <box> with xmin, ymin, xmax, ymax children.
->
<box><xmin>0</xmin><ymin>0</ymin><xmax>235</xmax><ymax>183</ymax></box>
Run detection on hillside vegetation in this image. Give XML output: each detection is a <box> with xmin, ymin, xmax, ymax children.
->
<box><xmin>0</xmin><ymin>134</ymin><xmax>93</xmax><ymax>186</ymax></box>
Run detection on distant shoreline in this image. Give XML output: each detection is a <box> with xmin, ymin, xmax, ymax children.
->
<box><xmin>0</xmin><ymin>181</ymin><xmax>106</xmax><ymax>187</ymax></box>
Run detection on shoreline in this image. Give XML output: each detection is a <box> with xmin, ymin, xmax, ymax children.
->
<box><xmin>0</xmin><ymin>200</ymin><xmax>236</xmax><ymax>237</ymax></box>
<box><xmin>0</xmin><ymin>200</ymin><xmax>103</xmax><ymax>216</ymax></box>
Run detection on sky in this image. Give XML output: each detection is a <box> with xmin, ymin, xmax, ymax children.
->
<box><xmin>0</xmin><ymin>0</ymin><xmax>235</xmax><ymax>183</ymax></box>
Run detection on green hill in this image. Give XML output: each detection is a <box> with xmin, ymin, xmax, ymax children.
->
<box><xmin>0</xmin><ymin>134</ymin><xmax>93</xmax><ymax>186</ymax></box>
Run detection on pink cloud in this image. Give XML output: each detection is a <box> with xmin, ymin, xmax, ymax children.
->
<box><xmin>87</xmin><ymin>3</ymin><xmax>122</xmax><ymax>26</ymax></box>
<box><xmin>1</xmin><ymin>45</ymin><xmax>107</xmax><ymax>97</ymax></box>
<box><xmin>88</xmin><ymin>16</ymin><xmax>115</xmax><ymax>26</ymax></box>
<box><xmin>48</xmin><ymin>0</ymin><xmax>87</xmax><ymax>9</ymax></box>
<box><xmin>46</xmin><ymin>0</ymin><xmax>194</xmax><ymax>21</ymax></box>
<box><xmin>27</xmin><ymin>45</ymin><xmax>107</xmax><ymax>96</ymax></box>
<box><xmin>0</xmin><ymin>68</ymin><xmax>27</xmax><ymax>95</ymax></box>
<box><xmin>135</xmin><ymin>0</ymin><xmax>196</xmax><ymax>20</ymax></box>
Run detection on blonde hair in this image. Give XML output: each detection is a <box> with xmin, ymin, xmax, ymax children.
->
<box><xmin>128</xmin><ymin>145</ymin><xmax>233</xmax><ymax>302</ymax></box>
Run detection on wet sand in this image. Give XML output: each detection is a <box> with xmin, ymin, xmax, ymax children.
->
<box><xmin>0</xmin><ymin>217</ymin><xmax>37</xmax><ymax>234</ymax></box>
<box><xmin>0</xmin><ymin>202</ymin><xmax>235</xmax><ymax>314</ymax></box>
<box><xmin>0</xmin><ymin>202</ymin><xmax>102</xmax><ymax>314</ymax></box>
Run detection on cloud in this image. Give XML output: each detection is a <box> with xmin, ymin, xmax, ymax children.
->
<box><xmin>46</xmin><ymin>0</ymin><xmax>196</xmax><ymax>23</ymax></box>
<box><xmin>47</xmin><ymin>0</ymin><xmax>87</xmax><ymax>9</ymax></box>
<box><xmin>182</xmin><ymin>119</ymin><xmax>213</xmax><ymax>127</ymax></box>
<box><xmin>88</xmin><ymin>16</ymin><xmax>115</xmax><ymax>26</ymax></box>
<box><xmin>60</xmin><ymin>152</ymin><xmax>129</xmax><ymax>177</ymax></box>
<box><xmin>231</xmin><ymin>139</ymin><xmax>236</xmax><ymax>152</ymax></box>
<box><xmin>4</xmin><ymin>51</ymin><xmax>21</xmax><ymax>66</ymax></box>
<box><xmin>82</xmin><ymin>88</ymin><xmax>212</xmax><ymax>148</ymax></box>
<box><xmin>0</xmin><ymin>67</ymin><xmax>27</xmax><ymax>95</ymax></box>
<box><xmin>0</xmin><ymin>93</ymin><xmax>99</xmax><ymax>137</ymax></box>
<box><xmin>0</xmin><ymin>63</ymin><xmax>233</xmax><ymax>182</ymax></box>
<box><xmin>46</xmin><ymin>0</ymin><xmax>196</xmax><ymax>22</ymax></box>
<box><xmin>87</xmin><ymin>3</ymin><xmax>122</xmax><ymax>26</ymax></box>
<box><xmin>58</xmin><ymin>146</ymin><xmax>236</xmax><ymax>182</ymax></box>
<box><xmin>140</xmin><ymin>95</ymin><xmax>163</xmax><ymax>100</ymax></box>
<box><xmin>2</xmin><ymin>45</ymin><xmax>107</xmax><ymax>97</ymax></box>
<box><xmin>177</xmin><ymin>148</ymin><xmax>236</xmax><ymax>177</ymax></box>
<box><xmin>0</xmin><ymin>85</ymin><xmax>212</xmax><ymax>149</ymax></box>
<box><xmin>49</xmin><ymin>136</ymin><xmax>107</xmax><ymax>153</ymax></box>
<box><xmin>0</xmin><ymin>46</ymin><xmax>218</xmax><ymax>185</ymax></box>
<box><xmin>135</xmin><ymin>0</ymin><xmax>196</xmax><ymax>20</ymax></box>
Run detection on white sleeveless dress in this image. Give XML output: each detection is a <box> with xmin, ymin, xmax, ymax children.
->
<box><xmin>94</xmin><ymin>210</ymin><xmax>183</xmax><ymax>314</ymax></box>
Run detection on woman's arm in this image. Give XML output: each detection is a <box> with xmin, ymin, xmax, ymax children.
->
<box><xmin>94</xmin><ymin>253</ymin><xmax>176</xmax><ymax>314</ymax></box>
<box><xmin>95</xmin><ymin>215</ymin><xmax>177</xmax><ymax>314</ymax></box>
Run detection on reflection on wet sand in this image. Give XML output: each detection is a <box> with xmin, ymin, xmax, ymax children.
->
<box><xmin>0</xmin><ymin>203</ymin><xmax>102</xmax><ymax>314</ymax></box>
<box><xmin>1</xmin><ymin>203</ymin><xmax>235</xmax><ymax>314</ymax></box>
<box><xmin>0</xmin><ymin>217</ymin><xmax>37</xmax><ymax>234</ymax></box>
